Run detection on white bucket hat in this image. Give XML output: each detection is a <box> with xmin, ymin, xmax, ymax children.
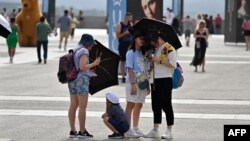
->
<box><xmin>106</xmin><ymin>93</ymin><xmax>119</xmax><ymax>104</ymax></box>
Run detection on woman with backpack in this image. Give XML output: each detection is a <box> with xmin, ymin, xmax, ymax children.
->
<box><xmin>144</xmin><ymin>30</ymin><xmax>176</xmax><ymax>139</ymax></box>
<box><xmin>67</xmin><ymin>34</ymin><xmax>100</xmax><ymax>138</ymax></box>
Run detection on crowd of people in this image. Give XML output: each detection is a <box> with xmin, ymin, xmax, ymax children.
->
<box><xmin>164</xmin><ymin>8</ymin><xmax>223</xmax><ymax>37</ymax></box>
<box><xmin>1</xmin><ymin>5</ymin><xmax>250</xmax><ymax>140</ymax></box>
<box><xmin>1</xmin><ymin>8</ymin><xmax>81</xmax><ymax>64</ymax></box>
<box><xmin>65</xmin><ymin>12</ymin><xmax>177</xmax><ymax>140</ymax></box>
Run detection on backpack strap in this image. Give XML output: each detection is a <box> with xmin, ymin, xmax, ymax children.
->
<box><xmin>69</xmin><ymin>47</ymin><xmax>82</xmax><ymax>55</ymax></box>
<box><xmin>72</xmin><ymin>47</ymin><xmax>83</xmax><ymax>71</ymax></box>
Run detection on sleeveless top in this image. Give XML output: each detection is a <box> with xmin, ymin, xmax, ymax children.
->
<box><xmin>118</xmin><ymin>22</ymin><xmax>132</xmax><ymax>43</ymax></box>
<box><xmin>7</xmin><ymin>25</ymin><xmax>18</xmax><ymax>42</ymax></box>
<box><xmin>11</xmin><ymin>25</ymin><xmax>18</xmax><ymax>34</ymax></box>
<box><xmin>196</xmin><ymin>30</ymin><xmax>207</xmax><ymax>42</ymax></box>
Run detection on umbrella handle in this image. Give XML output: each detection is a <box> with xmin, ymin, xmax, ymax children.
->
<box><xmin>99</xmin><ymin>52</ymin><xmax>102</xmax><ymax>58</ymax></box>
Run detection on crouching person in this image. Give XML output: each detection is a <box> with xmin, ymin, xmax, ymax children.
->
<box><xmin>102</xmin><ymin>93</ymin><xmax>130</xmax><ymax>139</ymax></box>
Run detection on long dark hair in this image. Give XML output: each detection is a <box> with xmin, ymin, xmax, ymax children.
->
<box><xmin>129</xmin><ymin>33</ymin><xmax>146</xmax><ymax>54</ymax></box>
<box><xmin>145</xmin><ymin>29</ymin><xmax>162</xmax><ymax>47</ymax></box>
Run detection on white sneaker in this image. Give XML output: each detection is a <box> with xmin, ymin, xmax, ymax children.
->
<box><xmin>134</xmin><ymin>128</ymin><xmax>145</xmax><ymax>137</ymax></box>
<box><xmin>124</xmin><ymin>129</ymin><xmax>139</xmax><ymax>138</ymax></box>
<box><xmin>144</xmin><ymin>129</ymin><xmax>160</xmax><ymax>138</ymax></box>
<box><xmin>161</xmin><ymin>130</ymin><xmax>173</xmax><ymax>139</ymax></box>
<box><xmin>9</xmin><ymin>58</ymin><xmax>13</xmax><ymax>64</ymax></box>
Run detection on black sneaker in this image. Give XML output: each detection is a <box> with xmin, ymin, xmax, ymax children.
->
<box><xmin>78</xmin><ymin>130</ymin><xmax>93</xmax><ymax>138</ymax></box>
<box><xmin>69</xmin><ymin>131</ymin><xmax>77</xmax><ymax>138</ymax></box>
<box><xmin>108</xmin><ymin>132</ymin><xmax>123</xmax><ymax>139</ymax></box>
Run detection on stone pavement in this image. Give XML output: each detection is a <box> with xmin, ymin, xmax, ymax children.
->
<box><xmin>0</xmin><ymin>29</ymin><xmax>250</xmax><ymax>141</ymax></box>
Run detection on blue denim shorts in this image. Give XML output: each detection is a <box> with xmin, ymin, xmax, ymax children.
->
<box><xmin>68</xmin><ymin>75</ymin><xmax>89</xmax><ymax>95</ymax></box>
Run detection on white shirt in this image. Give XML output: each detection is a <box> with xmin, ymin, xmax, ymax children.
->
<box><xmin>166</xmin><ymin>11</ymin><xmax>175</xmax><ymax>25</ymax></box>
<box><xmin>154</xmin><ymin>43</ymin><xmax>177</xmax><ymax>79</ymax></box>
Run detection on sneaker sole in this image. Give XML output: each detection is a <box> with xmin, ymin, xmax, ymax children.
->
<box><xmin>136</xmin><ymin>135</ymin><xmax>144</xmax><ymax>137</ymax></box>
<box><xmin>144</xmin><ymin>135</ymin><xmax>161</xmax><ymax>138</ymax></box>
<box><xmin>78</xmin><ymin>136</ymin><xmax>93</xmax><ymax>138</ymax></box>
<box><xmin>108</xmin><ymin>136</ymin><xmax>124</xmax><ymax>139</ymax></box>
<box><xmin>161</xmin><ymin>136</ymin><xmax>173</xmax><ymax>139</ymax></box>
<box><xmin>124</xmin><ymin>136</ymin><xmax>140</xmax><ymax>138</ymax></box>
<box><xmin>69</xmin><ymin>135</ymin><xmax>77</xmax><ymax>138</ymax></box>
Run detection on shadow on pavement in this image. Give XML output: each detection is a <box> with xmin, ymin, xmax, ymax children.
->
<box><xmin>61</xmin><ymin>137</ymin><xmax>166</xmax><ymax>141</ymax></box>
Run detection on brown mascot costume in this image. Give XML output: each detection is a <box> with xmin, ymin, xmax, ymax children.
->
<box><xmin>16</xmin><ymin>0</ymin><xmax>41</xmax><ymax>47</ymax></box>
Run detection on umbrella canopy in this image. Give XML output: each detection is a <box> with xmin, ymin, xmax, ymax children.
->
<box><xmin>89</xmin><ymin>40</ymin><xmax>120</xmax><ymax>95</ymax></box>
<box><xmin>0</xmin><ymin>15</ymin><xmax>11</xmax><ymax>38</ymax></box>
<box><xmin>129</xmin><ymin>18</ymin><xmax>182</xmax><ymax>50</ymax></box>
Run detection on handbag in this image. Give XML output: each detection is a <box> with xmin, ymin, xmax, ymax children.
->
<box><xmin>196</xmin><ymin>40</ymin><xmax>200</xmax><ymax>49</ymax></box>
<box><xmin>133</xmin><ymin>52</ymin><xmax>149</xmax><ymax>90</ymax></box>
<box><xmin>136</xmin><ymin>73</ymin><xmax>149</xmax><ymax>90</ymax></box>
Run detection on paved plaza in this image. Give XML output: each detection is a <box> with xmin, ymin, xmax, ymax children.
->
<box><xmin>0</xmin><ymin>29</ymin><xmax>250</xmax><ymax>141</ymax></box>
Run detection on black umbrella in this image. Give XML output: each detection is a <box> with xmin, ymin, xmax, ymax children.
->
<box><xmin>0</xmin><ymin>15</ymin><xmax>11</xmax><ymax>38</ymax></box>
<box><xmin>129</xmin><ymin>18</ymin><xmax>182</xmax><ymax>50</ymax></box>
<box><xmin>89</xmin><ymin>40</ymin><xmax>120</xmax><ymax>95</ymax></box>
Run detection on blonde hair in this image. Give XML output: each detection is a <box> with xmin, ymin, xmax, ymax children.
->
<box><xmin>197</xmin><ymin>14</ymin><xmax>204</xmax><ymax>20</ymax></box>
<box><xmin>198</xmin><ymin>20</ymin><xmax>206</xmax><ymax>28</ymax></box>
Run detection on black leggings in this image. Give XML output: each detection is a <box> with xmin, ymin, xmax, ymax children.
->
<box><xmin>151</xmin><ymin>78</ymin><xmax>174</xmax><ymax>125</ymax></box>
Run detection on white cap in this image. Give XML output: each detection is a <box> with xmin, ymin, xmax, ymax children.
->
<box><xmin>106</xmin><ymin>93</ymin><xmax>119</xmax><ymax>104</ymax></box>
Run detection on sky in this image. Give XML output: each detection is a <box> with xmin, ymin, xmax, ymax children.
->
<box><xmin>0</xmin><ymin>0</ymin><xmax>224</xmax><ymax>18</ymax></box>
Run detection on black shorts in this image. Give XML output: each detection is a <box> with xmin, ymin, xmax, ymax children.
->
<box><xmin>244</xmin><ymin>30</ymin><xmax>250</xmax><ymax>36</ymax></box>
<box><xmin>118</xmin><ymin>41</ymin><xmax>130</xmax><ymax>61</ymax></box>
<box><xmin>185</xmin><ymin>30</ymin><xmax>191</xmax><ymax>37</ymax></box>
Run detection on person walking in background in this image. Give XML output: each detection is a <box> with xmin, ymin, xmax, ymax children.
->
<box><xmin>78</xmin><ymin>10</ymin><xmax>84</xmax><ymax>27</ymax></box>
<box><xmin>238</xmin><ymin>0</ymin><xmax>247</xmax><ymax>19</ymax></box>
<box><xmin>204</xmin><ymin>15</ymin><xmax>210</xmax><ymax>30</ymax></box>
<box><xmin>145</xmin><ymin>30</ymin><xmax>176</xmax><ymax>139</ymax></box>
<box><xmin>165</xmin><ymin>8</ymin><xmax>174</xmax><ymax>25</ymax></box>
<box><xmin>36</xmin><ymin>16</ymin><xmax>51</xmax><ymax>64</ymax></box>
<box><xmin>78</xmin><ymin>10</ymin><xmax>84</xmax><ymax>21</ymax></box>
<box><xmin>116</xmin><ymin>12</ymin><xmax>133</xmax><ymax>83</ymax></box>
<box><xmin>191</xmin><ymin>20</ymin><xmax>209</xmax><ymax>72</ymax></box>
<box><xmin>124</xmin><ymin>31</ymin><xmax>150</xmax><ymax>138</ymax></box>
<box><xmin>56</xmin><ymin>10</ymin><xmax>71</xmax><ymax>51</ymax></box>
<box><xmin>242</xmin><ymin>15</ymin><xmax>250</xmax><ymax>51</ymax></box>
<box><xmin>70</xmin><ymin>13</ymin><xmax>79</xmax><ymax>40</ymax></box>
<box><xmin>102</xmin><ymin>93</ymin><xmax>129</xmax><ymax>139</ymax></box>
<box><xmin>67</xmin><ymin>34</ymin><xmax>100</xmax><ymax>139</ymax></box>
<box><xmin>69</xmin><ymin>7</ymin><xmax>74</xmax><ymax>16</ymax></box>
<box><xmin>172</xmin><ymin>17</ymin><xmax>181</xmax><ymax>36</ymax></box>
<box><xmin>215</xmin><ymin>14</ymin><xmax>222</xmax><ymax>34</ymax></box>
<box><xmin>11</xmin><ymin>9</ymin><xmax>17</xmax><ymax>18</ymax></box>
<box><xmin>1</xmin><ymin>8</ymin><xmax>8</xmax><ymax>20</ymax></box>
<box><xmin>195</xmin><ymin>14</ymin><xmax>203</xmax><ymax>29</ymax></box>
<box><xmin>6</xmin><ymin>18</ymin><xmax>19</xmax><ymax>64</ymax></box>
<box><xmin>208</xmin><ymin>16</ymin><xmax>214</xmax><ymax>34</ymax></box>
<box><xmin>182</xmin><ymin>15</ymin><xmax>194</xmax><ymax>47</ymax></box>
